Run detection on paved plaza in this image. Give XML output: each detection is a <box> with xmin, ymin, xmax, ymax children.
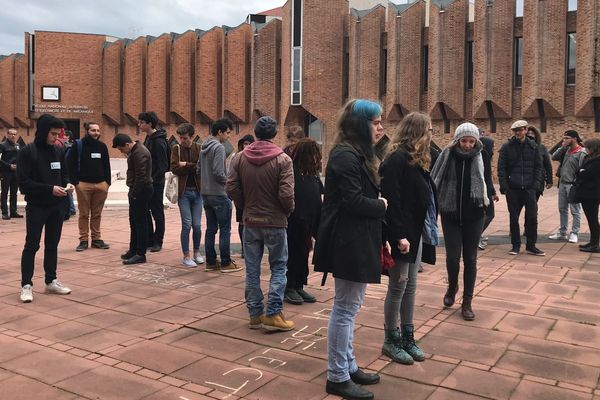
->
<box><xmin>0</xmin><ymin>187</ymin><xmax>599</xmax><ymax>400</ymax></box>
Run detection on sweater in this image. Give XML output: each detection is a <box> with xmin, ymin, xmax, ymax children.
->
<box><xmin>68</xmin><ymin>135</ymin><xmax>111</xmax><ymax>185</ymax></box>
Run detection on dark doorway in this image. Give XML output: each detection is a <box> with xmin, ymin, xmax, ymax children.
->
<box><xmin>63</xmin><ymin>119</ymin><xmax>80</xmax><ymax>139</ymax></box>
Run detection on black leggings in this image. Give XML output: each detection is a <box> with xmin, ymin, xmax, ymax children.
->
<box><xmin>581</xmin><ymin>199</ymin><xmax>600</xmax><ymax>246</ymax></box>
<box><xmin>441</xmin><ymin>215</ymin><xmax>484</xmax><ymax>298</ymax></box>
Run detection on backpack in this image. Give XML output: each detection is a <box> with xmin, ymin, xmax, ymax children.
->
<box><xmin>64</xmin><ymin>139</ymin><xmax>83</xmax><ymax>173</ymax></box>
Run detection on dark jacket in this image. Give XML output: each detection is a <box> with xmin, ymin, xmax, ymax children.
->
<box><xmin>0</xmin><ymin>139</ymin><xmax>20</xmax><ymax>174</ymax></box>
<box><xmin>227</xmin><ymin>140</ymin><xmax>295</xmax><ymax>228</ymax></box>
<box><xmin>313</xmin><ymin>145</ymin><xmax>386</xmax><ymax>284</ymax></box>
<box><xmin>143</xmin><ymin>128</ymin><xmax>169</xmax><ymax>185</ymax></box>
<box><xmin>380</xmin><ymin>148</ymin><xmax>436</xmax><ymax>265</ymax></box>
<box><xmin>170</xmin><ymin>143</ymin><xmax>201</xmax><ymax>196</ymax></box>
<box><xmin>289</xmin><ymin>169</ymin><xmax>323</xmax><ymax>237</ymax></box>
<box><xmin>497</xmin><ymin>136</ymin><xmax>544</xmax><ymax>194</ymax></box>
<box><xmin>539</xmin><ymin>144</ymin><xmax>553</xmax><ymax>188</ymax></box>
<box><xmin>574</xmin><ymin>156</ymin><xmax>600</xmax><ymax>201</ymax></box>
<box><xmin>126</xmin><ymin>142</ymin><xmax>153</xmax><ymax>194</ymax></box>
<box><xmin>68</xmin><ymin>135</ymin><xmax>111</xmax><ymax>186</ymax></box>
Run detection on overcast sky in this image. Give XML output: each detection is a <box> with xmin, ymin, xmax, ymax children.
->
<box><xmin>0</xmin><ymin>0</ymin><xmax>284</xmax><ymax>55</ymax></box>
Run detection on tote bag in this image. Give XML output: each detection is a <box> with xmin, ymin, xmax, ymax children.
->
<box><xmin>165</xmin><ymin>145</ymin><xmax>180</xmax><ymax>204</ymax></box>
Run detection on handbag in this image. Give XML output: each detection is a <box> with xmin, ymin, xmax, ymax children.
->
<box><xmin>165</xmin><ymin>145</ymin><xmax>180</xmax><ymax>204</ymax></box>
<box><xmin>380</xmin><ymin>245</ymin><xmax>395</xmax><ymax>271</ymax></box>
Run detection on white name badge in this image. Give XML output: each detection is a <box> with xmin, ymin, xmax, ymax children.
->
<box><xmin>91</xmin><ymin>153</ymin><xmax>101</xmax><ymax>159</ymax></box>
<box><xmin>50</xmin><ymin>162</ymin><xmax>61</xmax><ymax>170</ymax></box>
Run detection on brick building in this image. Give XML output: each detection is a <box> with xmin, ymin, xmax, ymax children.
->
<box><xmin>0</xmin><ymin>0</ymin><xmax>597</xmax><ymax>159</ymax></box>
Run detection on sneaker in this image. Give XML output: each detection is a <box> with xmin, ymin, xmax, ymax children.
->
<box><xmin>205</xmin><ymin>260</ymin><xmax>221</xmax><ymax>272</ymax></box>
<box><xmin>193</xmin><ymin>253</ymin><xmax>205</xmax><ymax>264</ymax></box>
<box><xmin>526</xmin><ymin>246</ymin><xmax>546</xmax><ymax>256</ymax></box>
<box><xmin>284</xmin><ymin>288</ymin><xmax>304</xmax><ymax>305</ymax></box>
<box><xmin>91</xmin><ymin>240</ymin><xmax>110</xmax><ymax>249</ymax></box>
<box><xmin>10</xmin><ymin>213</ymin><xmax>23</xmax><ymax>218</ymax></box>
<box><xmin>568</xmin><ymin>233</ymin><xmax>578</xmax><ymax>243</ymax></box>
<box><xmin>262</xmin><ymin>313</ymin><xmax>295</xmax><ymax>332</ymax></box>
<box><xmin>2</xmin><ymin>214</ymin><xmax>10</xmax><ymax>220</ymax></box>
<box><xmin>121</xmin><ymin>251</ymin><xmax>135</xmax><ymax>260</ymax></box>
<box><xmin>44</xmin><ymin>279</ymin><xmax>71</xmax><ymax>295</ymax></box>
<box><xmin>249</xmin><ymin>314</ymin><xmax>264</xmax><ymax>329</ymax></box>
<box><xmin>508</xmin><ymin>246</ymin><xmax>520</xmax><ymax>255</ymax></box>
<box><xmin>182</xmin><ymin>257</ymin><xmax>197</xmax><ymax>268</ymax></box>
<box><xmin>20</xmin><ymin>285</ymin><xmax>33</xmax><ymax>303</ymax></box>
<box><xmin>549</xmin><ymin>232</ymin><xmax>568</xmax><ymax>240</ymax></box>
<box><xmin>580</xmin><ymin>245</ymin><xmax>600</xmax><ymax>253</ymax></box>
<box><xmin>150</xmin><ymin>244</ymin><xmax>162</xmax><ymax>252</ymax></box>
<box><xmin>478</xmin><ymin>237</ymin><xmax>487</xmax><ymax>250</ymax></box>
<box><xmin>76</xmin><ymin>241</ymin><xmax>88</xmax><ymax>252</ymax></box>
<box><xmin>220</xmin><ymin>260</ymin><xmax>242</xmax><ymax>273</ymax></box>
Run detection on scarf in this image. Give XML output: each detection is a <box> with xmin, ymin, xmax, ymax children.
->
<box><xmin>431</xmin><ymin>141</ymin><xmax>489</xmax><ymax>216</ymax></box>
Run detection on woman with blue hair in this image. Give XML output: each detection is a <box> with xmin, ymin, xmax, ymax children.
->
<box><xmin>314</xmin><ymin>99</ymin><xmax>387</xmax><ymax>400</ymax></box>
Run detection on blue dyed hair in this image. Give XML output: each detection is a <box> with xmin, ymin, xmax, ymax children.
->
<box><xmin>351</xmin><ymin>99</ymin><xmax>383</xmax><ymax>121</ymax></box>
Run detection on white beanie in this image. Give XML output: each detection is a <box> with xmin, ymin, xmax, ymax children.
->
<box><xmin>454</xmin><ymin>123</ymin><xmax>480</xmax><ymax>141</ymax></box>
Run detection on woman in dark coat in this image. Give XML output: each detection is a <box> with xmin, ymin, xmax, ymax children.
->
<box><xmin>313</xmin><ymin>99</ymin><xmax>387</xmax><ymax>400</ymax></box>
<box><xmin>285</xmin><ymin>138</ymin><xmax>323</xmax><ymax>305</ymax></box>
<box><xmin>431</xmin><ymin>123</ymin><xmax>494</xmax><ymax>321</ymax></box>
<box><xmin>379</xmin><ymin>112</ymin><xmax>437</xmax><ymax>366</ymax></box>
<box><xmin>576</xmin><ymin>138</ymin><xmax>600</xmax><ymax>253</ymax></box>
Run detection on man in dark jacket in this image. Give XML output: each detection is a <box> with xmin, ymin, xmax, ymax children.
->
<box><xmin>17</xmin><ymin>114</ymin><xmax>73</xmax><ymax>303</ymax></box>
<box><xmin>227</xmin><ymin>116</ymin><xmax>295</xmax><ymax>332</ymax></box>
<box><xmin>478</xmin><ymin>129</ymin><xmax>499</xmax><ymax>250</ymax></box>
<box><xmin>113</xmin><ymin>133</ymin><xmax>153</xmax><ymax>265</ymax></box>
<box><xmin>498</xmin><ymin>120</ymin><xmax>545</xmax><ymax>256</ymax></box>
<box><xmin>1</xmin><ymin>128</ymin><xmax>23</xmax><ymax>219</ymax></box>
<box><xmin>139</xmin><ymin>111</ymin><xmax>169</xmax><ymax>252</ymax></box>
<box><xmin>69</xmin><ymin>122</ymin><xmax>112</xmax><ymax>252</ymax></box>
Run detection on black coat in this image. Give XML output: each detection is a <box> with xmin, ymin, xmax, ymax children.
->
<box><xmin>67</xmin><ymin>135</ymin><xmax>112</xmax><ymax>186</ymax></box>
<box><xmin>0</xmin><ymin>140</ymin><xmax>20</xmax><ymax>174</ymax></box>
<box><xmin>313</xmin><ymin>145</ymin><xmax>386</xmax><ymax>284</ymax></box>
<box><xmin>380</xmin><ymin>148</ymin><xmax>437</xmax><ymax>265</ymax></box>
<box><xmin>144</xmin><ymin>129</ymin><xmax>170</xmax><ymax>185</ymax></box>
<box><xmin>497</xmin><ymin>137</ymin><xmax>544</xmax><ymax>194</ymax></box>
<box><xmin>574</xmin><ymin>156</ymin><xmax>600</xmax><ymax>201</ymax></box>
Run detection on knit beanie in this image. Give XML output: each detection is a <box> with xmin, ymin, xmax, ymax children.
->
<box><xmin>255</xmin><ymin>116</ymin><xmax>278</xmax><ymax>140</ymax></box>
<box><xmin>454</xmin><ymin>123</ymin><xmax>480</xmax><ymax>141</ymax></box>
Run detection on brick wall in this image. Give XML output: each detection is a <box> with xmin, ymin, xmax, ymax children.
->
<box><xmin>123</xmin><ymin>37</ymin><xmax>146</xmax><ymax>123</ymax></box>
<box><xmin>253</xmin><ymin>19</ymin><xmax>282</xmax><ymax>121</ymax></box>
<box><xmin>146</xmin><ymin>34</ymin><xmax>172</xmax><ymax>124</ymax></box>
<box><xmin>223</xmin><ymin>24</ymin><xmax>252</xmax><ymax>123</ymax></box>
<box><xmin>102</xmin><ymin>40</ymin><xmax>123</xmax><ymax>125</ymax></box>
<box><xmin>170</xmin><ymin>30</ymin><xmax>196</xmax><ymax>123</ymax></box>
<box><xmin>196</xmin><ymin>28</ymin><xmax>222</xmax><ymax>122</ymax></box>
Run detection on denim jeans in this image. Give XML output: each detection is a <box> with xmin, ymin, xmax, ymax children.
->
<box><xmin>558</xmin><ymin>183</ymin><xmax>581</xmax><ymax>235</ymax></box>
<box><xmin>244</xmin><ymin>226</ymin><xmax>288</xmax><ymax>318</ymax></box>
<box><xmin>178</xmin><ymin>189</ymin><xmax>203</xmax><ymax>254</ymax></box>
<box><xmin>203</xmin><ymin>195</ymin><xmax>232</xmax><ymax>265</ymax></box>
<box><xmin>384</xmin><ymin>239</ymin><xmax>422</xmax><ymax>329</ymax></box>
<box><xmin>327</xmin><ymin>278</ymin><xmax>367</xmax><ymax>383</ymax></box>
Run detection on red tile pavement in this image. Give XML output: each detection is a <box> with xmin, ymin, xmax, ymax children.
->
<box><xmin>1</xmin><ymin>188</ymin><xmax>600</xmax><ymax>399</ymax></box>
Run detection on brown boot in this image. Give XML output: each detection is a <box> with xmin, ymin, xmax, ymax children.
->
<box><xmin>461</xmin><ymin>296</ymin><xmax>475</xmax><ymax>321</ymax></box>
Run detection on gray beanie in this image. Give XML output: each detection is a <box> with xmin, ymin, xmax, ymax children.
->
<box><xmin>254</xmin><ymin>116</ymin><xmax>278</xmax><ymax>139</ymax></box>
<box><xmin>454</xmin><ymin>123</ymin><xmax>480</xmax><ymax>141</ymax></box>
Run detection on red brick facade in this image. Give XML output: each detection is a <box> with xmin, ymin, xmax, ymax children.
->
<box><xmin>0</xmin><ymin>0</ymin><xmax>597</xmax><ymax>157</ymax></box>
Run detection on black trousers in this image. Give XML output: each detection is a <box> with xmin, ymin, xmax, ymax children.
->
<box><xmin>481</xmin><ymin>197</ymin><xmax>495</xmax><ymax>233</ymax></box>
<box><xmin>21</xmin><ymin>202</ymin><xmax>66</xmax><ymax>287</ymax></box>
<box><xmin>286</xmin><ymin>217</ymin><xmax>310</xmax><ymax>289</ymax></box>
<box><xmin>130</xmin><ymin>185</ymin><xmax>153</xmax><ymax>256</ymax></box>
<box><xmin>441</xmin><ymin>215</ymin><xmax>484</xmax><ymax>298</ymax></box>
<box><xmin>506</xmin><ymin>188</ymin><xmax>538</xmax><ymax>247</ymax></box>
<box><xmin>147</xmin><ymin>183</ymin><xmax>165</xmax><ymax>246</ymax></box>
<box><xmin>1</xmin><ymin>172</ymin><xmax>18</xmax><ymax>215</ymax></box>
<box><xmin>581</xmin><ymin>199</ymin><xmax>600</xmax><ymax>246</ymax></box>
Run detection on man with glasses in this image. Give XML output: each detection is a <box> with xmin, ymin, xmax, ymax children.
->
<box><xmin>1</xmin><ymin>129</ymin><xmax>22</xmax><ymax>219</ymax></box>
<box><xmin>498</xmin><ymin>120</ymin><xmax>545</xmax><ymax>256</ymax></box>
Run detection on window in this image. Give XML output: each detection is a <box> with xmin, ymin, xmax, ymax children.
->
<box><xmin>380</xmin><ymin>33</ymin><xmax>388</xmax><ymax>97</ymax></box>
<box><xmin>516</xmin><ymin>0</ymin><xmax>524</xmax><ymax>17</ymax></box>
<box><xmin>514</xmin><ymin>37</ymin><xmax>523</xmax><ymax>87</ymax></box>
<box><xmin>466</xmin><ymin>41</ymin><xmax>473</xmax><ymax>89</ymax></box>
<box><xmin>291</xmin><ymin>0</ymin><xmax>302</xmax><ymax>105</ymax></box>
<box><xmin>568</xmin><ymin>0</ymin><xmax>577</xmax><ymax>11</ymax></box>
<box><xmin>307</xmin><ymin>117</ymin><xmax>323</xmax><ymax>145</ymax></box>
<box><xmin>566</xmin><ymin>32</ymin><xmax>576</xmax><ymax>85</ymax></box>
<box><xmin>421</xmin><ymin>45</ymin><xmax>429</xmax><ymax>92</ymax></box>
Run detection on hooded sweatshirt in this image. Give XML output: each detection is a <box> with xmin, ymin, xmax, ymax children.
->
<box><xmin>199</xmin><ymin>135</ymin><xmax>227</xmax><ymax>196</ymax></box>
<box><xmin>17</xmin><ymin>114</ymin><xmax>69</xmax><ymax>207</ymax></box>
<box><xmin>68</xmin><ymin>134</ymin><xmax>112</xmax><ymax>186</ymax></box>
<box><xmin>143</xmin><ymin>128</ymin><xmax>169</xmax><ymax>185</ymax></box>
<box><xmin>226</xmin><ymin>140</ymin><xmax>294</xmax><ymax>228</ymax></box>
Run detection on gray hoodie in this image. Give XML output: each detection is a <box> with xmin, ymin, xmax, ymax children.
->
<box><xmin>198</xmin><ymin>136</ymin><xmax>227</xmax><ymax>196</ymax></box>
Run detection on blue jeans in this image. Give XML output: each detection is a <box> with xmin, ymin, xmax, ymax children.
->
<box><xmin>203</xmin><ymin>195</ymin><xmax>232</xmax><ymax>265</ymax></box>
<box><xmin>243</xmin><ymin>226</ymin><xmax>288</xmax><ymax>318</ymax></box>
<box><xmin>558</xmin><ymin>183</ymin><xmax>581</xmax><ymax>235</ymax></box>
<box><xmin>178</xmin><ymin>189</ymin><xmax>203</xmax><ymax>254</ymax></box>
<box><xmin>327</xmin><ymin>278</ymin><xmax>367</xmax><ymax>383</ymax></box>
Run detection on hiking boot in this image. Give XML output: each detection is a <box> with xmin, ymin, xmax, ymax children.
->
<box><xmin>76</xmin><ymin>241</ymin><xmax>88</xmax><ymax>252</ymax></box>
<box><xmin>20</xmin><ymin>285</ymin><xmax>33</xmax><ymax>303</ymax></box>
<box><xmin>284</xmin><ymin>288</ymin><xmax>304</xmax><ymax>305</ymax></box>
<box><xmin>45</xmin><ymin>279</ymin><xmax>71</xmax><ymax>295</ymax></box>
<box><xmin>568</xmin><ymin>233</ymin><xmax>578</xmax><ymax>243</ymax></box>
<box><xmin>326</xmin><ymin>379</ymin><xmax>374</xmax><ymax>400</ymax></box>
<box><xmin>249</xmin><ymin>314</ymin><xmax>264</xmax><ymax>329</ymax></box>
<box><xmin>549</xmin><ymin>232</ymin><xmax>568</xmax><ymax>240</ymax></box>
<box><xmin>350</xmin><ymin>369</ymin><xmax>380</xmax><ymax>385</ymax></box>
<box><xmin>526</xmin><ymin>246</ymin><xmax>546</xmax><ymax>256</ymax></box>
<box><xmin>443</xmin><ymin>285</ymin><xmax>458</xmax><ymax>307</ymax></box>
<box><xmin>382</xmin><ymin>328</ymin><xmax>413</xmax><ymax>365</ymax></box>
<box><xmin>401</xmin><ymin>324</ymin><xmax>425</xmax><ymax>361</ymax></box>
<box><xmin>296</xmin><ymin>288</ymin><xmax>316</xmax><ymax>303</ymax></box>
<box><xmin>262</xmin><ymin>313</ymin><xmax>295</xmax><ymax>332</ymax></box>
<box><xmin>461</xmin><ymin>296</ymin><xmax>475</xmax><ymax>321</ymax></box>
<box><xmin>91</xmin><ymin>240</ymin><xmax>110</xmax><ymax>249</ymax></box>
<box><xmin>220</xmin><ymin>260</ymin><xmax>242</xmax><ymax>273</ymax></box>
<box><xmin>508</xmin><ymin>245</ymin><xmax>520</xmax><ymax>255</ymax></box>
<box><xmin>205</xmin><ymin>260</ymin><xmax>221</xmax><ymax>272</ymax></box>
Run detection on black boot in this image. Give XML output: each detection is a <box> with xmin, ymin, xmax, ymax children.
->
<box><xmin>461</xmin><ymin>296</ymin><xmax>475</xmax><ymax>321</ymax></box>
<box><xmin>326</xmin><ymin>380</ymin><xmax>373</xmax><ymax>400</ymax></box>
<box><xmin>400</xmin><ymin>324</ymin><xmax>425</xmax><ymax>362</ymax></box>
<box><xmin>443</xmin><ymin>285</ymin><xmax>458</xmax><ymax>307</ymax></box>
<box><xmin>350</xmin><ymin>369</ymin><xmax>380</xmax><ymax>385</ymax></box>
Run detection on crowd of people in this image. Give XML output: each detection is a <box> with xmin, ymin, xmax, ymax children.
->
<box><xmin>2</xmin><ymin>101</ymin><xmax>600</xmax><ymax>400</ymax></box>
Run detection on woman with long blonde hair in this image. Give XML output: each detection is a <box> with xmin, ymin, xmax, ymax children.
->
<box><xmin>379</xmin><ymin>111</ymin><xmax>437</xmax><ymax>365</ymax></box>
